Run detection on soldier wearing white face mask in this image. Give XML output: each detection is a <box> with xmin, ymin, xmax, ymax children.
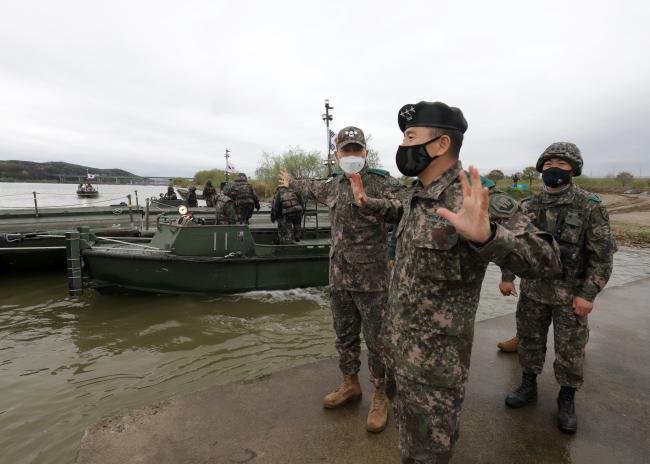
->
<box><xmin>279</xmin><ymin>126</ymin><xmax>403</xmax><ymax>433</ymax></box>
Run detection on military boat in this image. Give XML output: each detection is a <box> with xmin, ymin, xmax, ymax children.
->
<box><xmin>76</xmin><ymin>183</ymin><xmax>99</xmax><ymax>198</ymax></box>
<box><xmin>66</xmin><ymin>208</ymin><xmax>331</xmax><ymax>296</ymax></box>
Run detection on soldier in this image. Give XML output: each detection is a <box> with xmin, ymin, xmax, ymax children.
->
<box><xmin>278</xmin><ymin>126</ymin><xmax>403</xmax><ymax>433</ymax></box>
<box><xmin>503</xmin><ymin>142</ymin><xmax>615</xmax><ymax>433</ymax></box>
<box><xmin>203</xmin><ymin>179</ymin><xmax>217</xmax><ymax>207</ymax></box>
<box><xmin>214</xmin><ymin>184</ymin><xmax>237</xmax><ymax>225</ymax></box>
<box><xmin>349</xmin><ymin>101</ymin><xmax>561</xmax><ymax>463</ymax></box>
<box><xmin>226</xmin><ymin>173</ymin><xmax>261</xmax><ymax>224</ymax></box>
<box><xmin>187</xmin><ymin>186</ymin><xmax>198</xmax><ymax>207</ymax></box>
<box><xmin>271</xmin><ymin>185</ymin><xmax>305</xmax><ymax>244</ymax></box>
<box><xmin>162</xmin><ymin>186</ymin><xmax>178</xmax><ymax>200</ymax></box>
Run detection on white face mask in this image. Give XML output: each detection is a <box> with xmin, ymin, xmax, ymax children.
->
<box><xmin>338</xmin><ymin>155</ymin><xmax>366</xmax><ymax>174</ymax></box>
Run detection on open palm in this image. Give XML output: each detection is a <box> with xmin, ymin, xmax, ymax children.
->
<box><xmin>436</xmin><ymin>165</ymin><xmax>492</xmax><ymax>243</ymax></box>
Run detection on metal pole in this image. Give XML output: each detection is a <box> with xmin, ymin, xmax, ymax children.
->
<box><xmin>225</xmin><ymin>148</ymin><xmax>231</xmax><ymax>182</ymax></box>
<box><xmin>127</xmin><ymin>194</ymin><xmax>134</xmax><ymax>227</ymax></box>
<box><xmin>65</xmin><ymin>231</ymin><xmax>82</xmax><ymax>296</ymax></box>
<box><xmin>145</xmin><ymin>198</ymin><xmax>150</xmax><ymax>231</ymax></box>
<box><xmin>134</xmin><ymin>190</ymin><xmax>139</xmax><ymax>210</ymax></box>
<box><xmin>32</xmin><ymin>192</ymin><xmax>39</xmax><ymax>217</ymax></box>
<box><xmin>322</xmin><ymin>99</ymin><xmax>334</xmax><ymax>176</ymax></box>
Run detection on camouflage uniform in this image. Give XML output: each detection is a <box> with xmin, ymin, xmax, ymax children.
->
<box><xmin>502</xmin><ymin>184</ymin><xmax>615</xmax><ymax>388</ymax></box>
<box><xmin>289</xmin><ymin>165</ymin><xmax>403</xmax><ymax>387</ymax></box>
<box><xmin>214</xmin><ymin>192</ymin><xmax>237</xmax><ymax>225</ymax></box>
<box><xmin>203</xmin><ymin>182</ymin><xmax>217</xmax><ymax>207</ymax></box>
<box><xmin>187</xmin><ymin>188</ymin><xmax>198</xmax><ymax>208</ymax></box>
<box><xmin>271</xmin><ymin>186</ymin><xmax>305</xmax><ymax>244</ymax></box>
<box><xmin>364</xmin><ymin>160</ymin><xmax>561</xmax><ymax>462</ymax></box>
<box><xmin>227</xmin><ymin>174</ymin><xmax>261</xmax><ymax>225</ymax></box>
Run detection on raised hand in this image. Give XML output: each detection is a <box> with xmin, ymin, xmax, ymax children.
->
<box><xmin>436</xmin><ymin>165</ymin><xmax>492</xmax><ymax>243</ymax></box>
<box><xmin>278</xmin><ymin>170</ymin><xmax>291</xmax><ymax>188</ymax></box>
<box><xmin>348</xmin><ymin>173</ymin><xmax>368</xmax><ymax>207</ymax></box>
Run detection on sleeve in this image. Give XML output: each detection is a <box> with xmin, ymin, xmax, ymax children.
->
<box><xmin>575</xmin><ymin>205</ymin><xmax>616</xmax><ymax>301</ymax></box>
<box><xmin>363</xmin><ymin>178</ymin><xmax>407</xmax><ymax>224</ymax></box>
<box><xmin>289</xmin><ymin>178</ymin><xmax>330</xmax><ymax>205</ymax></box>
<box><xmin>470</xmin><ymin>203</ymin><xmax>562</xmax><ymax>279</ymax></box>
<box><xmin>252</xmin><ymin>187</ymin><xmax>260</xmax><ymax>209</ymax></box>
<box><xmin>501</xmin><ymin>268</ymin><xmax>516</xmax><ymax>282</ymax></box>
<box><xmin>270</xmin><ymin>194</ymin><xmax>278</xmax><ymax>221</ymax></box>
<box><xmin>227</xmin><ymin>201</ymin><xmax>238</xmax><ymax>223</ymax></box>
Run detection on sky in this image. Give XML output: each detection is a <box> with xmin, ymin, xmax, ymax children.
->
<box><xmin>1</xmin><ymin>0</ymin><xmax>649</xmax><ymax>179</ymax></box>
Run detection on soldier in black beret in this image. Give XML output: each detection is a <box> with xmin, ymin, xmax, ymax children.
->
<box><xmin>349</xmin><ymin>101</ymin><xmax>561</xmax><ymax>463</ymax></box>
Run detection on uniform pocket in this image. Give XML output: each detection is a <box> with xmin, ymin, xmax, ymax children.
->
<box><xmin>560</xmin><ymin>211</ymin><xmax>583</xmax><ymax>244</ymax></box>
<box><xmin>412</xmin><ymin>225</ymin><xmax>462</xmax><ymax>280</ymax></box>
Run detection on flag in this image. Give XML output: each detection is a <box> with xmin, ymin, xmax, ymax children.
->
<box><xmin>329</xmin><ymin>129</ymin><xmax>336</xmax><ymax>154</ymax></box>
<box><xmin>87</xmin><ymin>173</ymin><xmax>96</xmax><ymax>180</ymax></box>
<box><xmin>226</xmin><ymin>160</ymin><xmax>236</xmax><ymax>173</ymax></box>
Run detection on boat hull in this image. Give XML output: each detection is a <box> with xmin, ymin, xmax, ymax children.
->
<box><xmin>84</xmin><ymin>250</ymin><xmax>329</xmax><ymax>295</ymax></box>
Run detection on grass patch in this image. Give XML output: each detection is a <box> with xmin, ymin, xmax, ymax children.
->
<box><xmin>611</xmin><ymin>221</ymin><xmax>650</xmax><ymax>247</ymax></box>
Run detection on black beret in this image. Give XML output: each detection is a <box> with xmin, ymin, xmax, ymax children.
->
<box><xmin>398</xmin><ymin>101</ymin><xmax>468</xmax><ymax>134</ymax></box>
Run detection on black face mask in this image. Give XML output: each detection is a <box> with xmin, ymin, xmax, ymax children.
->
<box><xmin>542</xmin><ymin>167</ymin><xmax>572</xmax><ymax>188</ymax></box>
<box><xmin>395</xmin><ymin>135</ymin><xmax>442</xmax><ymax>177</ymax></box>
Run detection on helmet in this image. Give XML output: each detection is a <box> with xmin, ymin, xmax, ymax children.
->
<box><xmin>167</xmin><ymin>186</ymin><xmax>174</xmax><ymax>192</ymax></box>
<box><xmin>206</xmin><ymin>179</ymin><xmax>213</xmax><ymax>187</ymax></box>
<box><xmin>189</xmin><ymin>185</ymin><xmax>196</xmax><ymax>191</ymax></box>
<box><xmin>536</xmin><ymin>142</ymin><xmax>583</xmax><ymax>176</ymax></box>
<box><xmin>236</xmin><ymin>173</ymin><xmax>247</xmax><ymax>181</ymax></box>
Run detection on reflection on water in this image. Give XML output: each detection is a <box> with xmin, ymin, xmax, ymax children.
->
<box><xmin>1</xmin><ymin>247</ymin><xmax>649</xmax><ymax>463</ymax></box>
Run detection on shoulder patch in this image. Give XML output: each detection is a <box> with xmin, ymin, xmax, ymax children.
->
<box><xmin>489</xmin><ymin>191</ymin><xmax>518</xmax><ymax>218</ymax></box>
<box><xmin>588</xmin><ymin>193</ymin><xmax>602</xmax><ymax>203</ymax></box>
<box><xmin>367</xmin><ymin>168</ymin><xmax>389</xmax><ymax>177</ymax></box>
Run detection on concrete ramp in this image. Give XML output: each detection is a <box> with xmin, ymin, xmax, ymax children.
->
<box><xmin>77</xmin><ymin>278</ymin><xmax>650</xmax><ymax>464</ymax></box>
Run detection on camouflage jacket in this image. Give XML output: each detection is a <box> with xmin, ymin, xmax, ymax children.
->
<box><xmin>502</xmin><ymin>184</ymin><xmax>615</xmax><ymax>304</ymax></box>
<box><xmin>227</xmin><ymin>180</ymin><xmax>261</xmax><ymax>210</ymax></box>
<box><xmin>215</xmin><ymin>193</ymin><xmax>237</xmax><ymax>225</ymax></box>
<box><xmin>364</xmin><ymin>160</ymin><xmax>561</xmax><ymax>387</ymax></box>
<box><xmin>290</xmin><ymin>166</ymin><xmax>404</xmax><ymax>292</ymax></box>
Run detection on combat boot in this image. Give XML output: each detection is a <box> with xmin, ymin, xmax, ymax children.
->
<box><xmin>557</xmin><ymin>386</ymin><xmax>577</xmax><ymax>433</ymax></box>
<box><xmin>366</xmin><ymin>387</ymin><xmax>389</xmax><ymax>433</ymax></box>
<box><xmin>323</xmin><ymin>374</ymin><xmax>362</xmax><ymax>409</ymax></box>
<box><xmin>505</xmin><ymin>370</ymin><xmax>537</xmax><ymax>408</ymax></box>
<box><xmin>497</xmin><ymin>335</ymin><xmax>519</xmax><ymax>353</ymax></box>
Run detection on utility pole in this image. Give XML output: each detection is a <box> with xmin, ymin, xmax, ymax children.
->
<box><xmin>322</xmin><ymin>99</ymin><xmax>334</xmax><ymax>176</ymax></box>
<box><xmin>225</xmin><ymin>148</ymin><xmax>231</xmax><ymax>181</ymax></box>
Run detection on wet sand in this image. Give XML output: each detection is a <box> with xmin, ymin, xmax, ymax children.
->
<box><xmin>76</xmin><ymin>278</ymin><xmax>650</xmax><ymax>464</ymax></box>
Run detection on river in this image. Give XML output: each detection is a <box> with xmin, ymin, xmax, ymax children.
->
<box><xmin>2</xmin><ymin>183</ymin><xmax>650</xmax><ymax>463</ymax></box>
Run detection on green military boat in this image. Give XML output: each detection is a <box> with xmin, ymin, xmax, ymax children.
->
<box><xmin>67</xmin><ymin>213</ymin><xmax>331</xmax><ymax>296</ymax></box>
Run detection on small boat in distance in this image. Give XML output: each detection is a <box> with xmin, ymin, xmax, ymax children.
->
<box><xmin>77</xmin><ymin>181</ymin><xmax>99</xmax><ymax>198</ymax></box>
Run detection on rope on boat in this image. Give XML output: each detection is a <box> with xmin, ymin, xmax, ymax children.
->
<box><xmin>93</xmin><ymin>236</ymin><xmax>164</xmax><ymax>250</ymax></box>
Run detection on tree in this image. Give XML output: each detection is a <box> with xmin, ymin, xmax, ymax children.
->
<box><xmin>486</xmin><ymin>169</ymin><xmax>505</xmax><ymax>181</ymax></box>
<box><xmin>192</xmin><ymin>169</ymin><xmax>227</xmax><ymax>187</ymax></box>
<box><xmin>616</xmin><ymin>171</ymin><xmax>634</xmax><ymax>186</ymax></box>
<box><xmin>255</xmin><ymin>147</ymin><xmax>325</xmax><ymax>196</ymax></box>
<box><xmin>522</xmin><ymin>166</ymin><xmax>540</xmax><ymax>186</ymax></box>
<box><xmin>364</xmin><ymin>134</ymin><xmax>382</xmax><ymax>169</ymax></box>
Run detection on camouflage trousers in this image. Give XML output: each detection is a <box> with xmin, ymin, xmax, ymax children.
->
<box><xmin>516</xmin><ymin>293</ymin><xmax>589</xmax><ymax>388</ymax></box>
<box><xmin>277</xmin><ymin>214</ymin><xmax>302</xmax><ymax>244</ymax></box>
<box><xmin>391</xmin><ymin>373</ymin><xmax>464</xmax><ymax>464</ymax></box>
<box><xmin>330</xmin><ymin>290</ymin><xmax>387</xmax><ymax>387</ymax></box>
<box><xmin>236</xmin><ymin>205</ymin><xmax>254</xmax><ymax>224</ymax></box>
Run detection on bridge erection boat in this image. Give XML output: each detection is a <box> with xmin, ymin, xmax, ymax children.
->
<box><xmin>66</xmin><ymin>209</ymin><xmax>331</xmax><ymax>296</ymax></box>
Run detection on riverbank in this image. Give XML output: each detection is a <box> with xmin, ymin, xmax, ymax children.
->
<box><xmin>76</xmin><ymin>277</ymin><xmax>650</xmax><ymax>464</ymax></box>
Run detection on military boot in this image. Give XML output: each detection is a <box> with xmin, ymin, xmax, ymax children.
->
<box><xmin>497</xmin><ymin>335</ymin><xmax>519</xmax><ymax>353</ymax></box>
<box><xmin>557</xmin><ymin>386</ymin><xmax>578</xmax><ymax>433</ymax></box>
<box><xmin>366</xmin><ymin>387</ymin><xmax>389</xmax><ymax>433</ymax></box>
<box><xmin>323</xmin><ymin>374</ymin><xmax>362</xmax><ymax>409</ymax></box>
<box><xmin>505</xmin><ymin>370</ymin><xmax>537</xmax><ymax>408</ymax></box>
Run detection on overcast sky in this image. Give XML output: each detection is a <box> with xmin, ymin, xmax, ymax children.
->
<box><xmin>1</xmin><ymin>0</ymin><xmax>649</xmax><ymax>179</ymax></box>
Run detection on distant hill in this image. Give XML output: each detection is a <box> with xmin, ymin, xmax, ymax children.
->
<box><xmin>0</xmin><ymin>160</ymin><xmax>138</xmax><ymax>182</ymax></box>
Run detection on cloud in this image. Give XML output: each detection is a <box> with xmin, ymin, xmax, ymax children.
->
<box><xmin>0</xmin><ymin>0</ymin><xmax>648</xmax><ymax>178</ymax></box>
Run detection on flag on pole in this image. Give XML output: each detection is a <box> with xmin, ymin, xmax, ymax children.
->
<box><xmin>87</xmin><ymin>173</ymin><xmax>96</xmax><ymax>180</ymax></box>
<box><xmin>225</xmin><ymin>160</ymin><xmax>236</xmax><ymax>173</ymax></box>
<box><xmin>329</xmin><ymin>129</ymin><xmax>336</xmax><ymax>154</ymax></box>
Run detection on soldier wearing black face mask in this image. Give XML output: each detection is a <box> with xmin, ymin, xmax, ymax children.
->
<box><xmin>501</xmin><ymin>142</ymin><xmax>616</xmax><ymax>434</ymax></box>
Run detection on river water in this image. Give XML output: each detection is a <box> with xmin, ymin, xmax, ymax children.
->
<box><xmin>0</xmin><ymin>182</ymin><xmax>170</xmax><ymax>210</ymax></box>
<box><xmin>2</xmin><ymin>183</ymin><xmax>650</xmax><ymax>463</ymax></box>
